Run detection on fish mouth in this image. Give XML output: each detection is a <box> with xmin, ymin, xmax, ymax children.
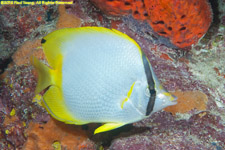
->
<box><xmin>171</xmin><ymin>94</ymin><xmax>178</xmax><ymax>104</ymax></box>
<box><xmin>172</xmin><ymin>94</ymin><xmax>177</xmax><ymax>100</ymax></box>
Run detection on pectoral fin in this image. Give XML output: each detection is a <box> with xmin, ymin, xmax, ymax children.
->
<box><xmin>94</xmin><ymin>122</ymin><xmax>125</xmax><ymax>134</ymax></box>
<box><xmin>120</xmin><ymin>81</ymin><xmax>136</xmax><ymax>109</ymax></box>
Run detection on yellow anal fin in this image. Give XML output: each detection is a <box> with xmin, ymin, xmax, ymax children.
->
<box><xmin>94</xmin><ymin>122</ymin><xmax>125</xmax><ymax>134</ymax></box>
<box><xmin>43</xmin><ymin>85</ymin><xmax>77</xmax><ymax>123</ymax></box>
<box><xmin>31</xmin><ymin>56</ymin><xmax>52</xmax><ymax>94</ymax></box>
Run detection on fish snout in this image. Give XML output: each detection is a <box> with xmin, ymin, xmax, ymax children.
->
<box><xmin>170</xmin><ymin>94</ymin><xmax>177</xmax><ymax>105</ymax></box>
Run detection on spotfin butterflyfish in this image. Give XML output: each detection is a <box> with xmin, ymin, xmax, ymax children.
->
<box><xmin>31</xmin><ymin>27</ymin><xmax>177</xmax><ymax>134</ymax></box>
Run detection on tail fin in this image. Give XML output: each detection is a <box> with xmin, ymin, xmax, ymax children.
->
<box><xmin>31</xmin><ymin>56</ymin><xmax>52</xmax><ymax>94</ymax></box>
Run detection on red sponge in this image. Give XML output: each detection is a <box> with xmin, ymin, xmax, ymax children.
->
<box><xmin>90</xmin><ymin>0</ymin><xmax>212</xmax><ymax>49</ymax></box>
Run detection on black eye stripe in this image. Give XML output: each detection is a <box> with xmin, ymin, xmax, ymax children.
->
<box><xmin>142</xmin><ymin>54</ymin><xmax>156</xmax><ymax>116</ymax></box>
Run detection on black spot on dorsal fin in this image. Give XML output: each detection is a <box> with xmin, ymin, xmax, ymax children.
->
<box><xmin>41</xmin><ymin>38</ymin><xmax>46</xmax><ymax>44</ymax></box>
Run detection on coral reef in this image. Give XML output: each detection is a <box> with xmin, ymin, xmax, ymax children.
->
<box><xmin>0</xmin><ymin>5</ymin><xmax>58</xmax><ymax>69</ymax></box>
<box><xmin>90</xmin><ymin>0</ymin><xmax>212</xmax><ymax>49</ymax></box>
<box><xmin>109</xmin><ymin>111</ymin><xmax>225</xmax><ymax>150</ymax></box>
<box><xmin>0</xmin><ymin>0</ymin><xmax>224</xmax><ymax>149</ymax></box>
<box><xmin>0</xmin><ymin>65</ymin><xmax>48</xmax><ymax>149</ymax></box>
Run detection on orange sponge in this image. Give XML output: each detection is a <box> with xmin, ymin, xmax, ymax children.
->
<box><xmin>57</xmin><ymin>5</ymin><xmax>81</xmax><ymax>29</ymax></box>
<box><xmin>12</xmin><ymin>39</ymin><xmax>45</xmax><ymax>66</ymax></box>
<box><xmin>23</xmin><ymin>118</ymin><xmax>89</xmax><ymax>150</ymax></box>
<box><xmin>164</xmin><ymin>91</ymin><xmax>208</xmax><ymax>115</ymax></box>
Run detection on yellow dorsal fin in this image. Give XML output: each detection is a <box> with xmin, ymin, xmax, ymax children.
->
<box><xmin>94</xmin><ymin>122</ymin><xmax>125</xmax><ymax>134</ymax></box>
<box><xmin>41</xmin><ymin>28</ymin><xmax>73</xmax><ymax>69</ymax></box>
<box><xmin>112</xmin><ymin>29</ymin><xmax>142</xmax><ymax>55</ymax></box>
<box><xmin>121</xmin><ymin>81</ymin><xmax>136</xmax><ymax>109</ymax></box>
<box><xmin>31</xmin><ymin>56</ymin><xmax>52</xmax><ymax>94</ymax></box>
<box><xmin>42</xmin><ymin>85</ymin><xmax>80</xmax><ymax>123</ymax></box>
<box><xmin>30</xmin><ymin>55</ymin><xmax>63</xmax><ymax>94</ymax></box>
<box><xmin>41</xmin><ymin>27</ymin><xmax>143</xmax><ymax>69</ymax></box>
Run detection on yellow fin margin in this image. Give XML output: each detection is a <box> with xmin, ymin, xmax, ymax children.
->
<box><xmin>43</xmin><ymin>85</ymin><xmax>83</xmax><ymax>124</ymax></box>
<box><xmin>42</xmin><ymin>27</ymin><xmax>143</xmax><ymax>69</ymax></box>
<box><xmin>31</xmin><ymin>56</ymin><xmax>52</xmax><ymax>94</ymax></box>
<box><xmin>41</xmin><ymin>28</ymin><xmax>73</xmax><ymax>69</ymax></box>
<box><xmin>37</xmin><ymin>27</ymin><xmax>144</xmax><ymax>127</ymax></box>
<box><xmin>94</xmin><ymin>122</ymin><xmax>125</xmax><ymax>134</ymax></box>
<box><xmin>112</xmin><ymin>29</ymin><xmax>142</xmax><ymax>55</ymax></box>
<box><xmin>31</xmin><ymin>56</ymin><xmax>84</xmax><ymax>125</ymax></box>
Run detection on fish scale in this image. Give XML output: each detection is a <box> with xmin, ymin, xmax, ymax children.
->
<box><xmin>32</xmin><ymin>27</ymin><xmax>177</xmax><ymax>134</ymax></box>
<box><xmin>62</xmin><ymin>32</ymin><xmax>145</xmax><ymax>122</ymax></box>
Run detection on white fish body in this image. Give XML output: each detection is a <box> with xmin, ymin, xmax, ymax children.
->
<box><xmin>32</xmin><ymin>27</ymin><xmax>177</xmax><ymax>134</ymax></box>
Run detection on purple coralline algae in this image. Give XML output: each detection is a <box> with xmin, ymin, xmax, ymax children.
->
<box><xmin>109</xmin><ymin>112</ymin><xmax>224</xmax><ymax>150</ymax></box>
<box><xmin>0</xmin><ymin>65</ymin><xmax>50</xmax><ymax>149</ymax></box>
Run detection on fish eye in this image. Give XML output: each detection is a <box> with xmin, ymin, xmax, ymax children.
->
<box><xmin>145</xmin><ymin>87</ymin><xmax>150</xmax><ymax>97</ymax></box>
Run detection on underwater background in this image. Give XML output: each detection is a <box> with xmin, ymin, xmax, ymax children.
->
<box><xmin>0</xmin><ymin>0</ymin><xmax>225</xmax><ymax>149</ymax></box>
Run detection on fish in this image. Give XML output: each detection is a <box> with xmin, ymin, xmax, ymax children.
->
<box><xmin>31</xmin><ymin>27</ymin><xmax>177</xmax><ymax>134</ymax></box>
